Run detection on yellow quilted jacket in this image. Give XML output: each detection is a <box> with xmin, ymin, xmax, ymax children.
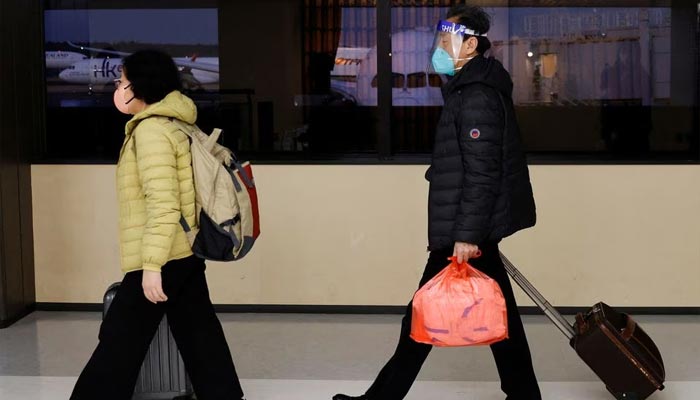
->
<box><xmin>116</xmin><ymin>91</ymin><xmax>197</xmax><ymax>273</ymax></box>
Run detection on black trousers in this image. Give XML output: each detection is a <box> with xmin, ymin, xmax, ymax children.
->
<box><xmin>70</xmin><ymin>255</ymin><xmax>245</xmax><ymax>400</ymax></box>
<box><xmin>365</xmin><ymin>244</ymin><xmax>542</xmax><ymax>400</ymax></box>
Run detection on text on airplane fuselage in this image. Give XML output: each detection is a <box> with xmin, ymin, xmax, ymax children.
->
<box><xmin>94</xmin><ymin>59</ymin><xmax>123</xmax><ymax>79</ymax></box>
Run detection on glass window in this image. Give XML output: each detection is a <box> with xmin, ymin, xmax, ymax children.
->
<box><xmin>43</xmin><ymin>2</ymin><xmax>220</xmax><ymax>161</ymax></box>
<box><xmin>41</xmin><ymin>0</ymin><xmax>379</xmax><ymax>162</ymax></box>
<box><xmin>390</xmin><ymin>5</ymin><xmax>448</xmax><ymax>153</ymax></box>
<box><xmin>390</xmin><ymin>2</ymin><xmax>699</xmax><ymax>160</ymax></box>
<box><xmin>40</xmin><ymin>1</ymin><xmax>699</xmax><ymax>163</ymax></box>
<box><xmin>299</xmin><ymin>1</ymin><xmax>379</xmax><ymax>156</ymax></box>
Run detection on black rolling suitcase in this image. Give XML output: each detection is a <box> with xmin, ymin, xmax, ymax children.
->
<box><xmin>104</xmin><ymin>282</ymin><xmax>195</xmax><ymax>400</ymax></box>
<box><xmin>500</xmin><ymin>253</ymin><xmax>666</xmax><ymax>400</ymax></box>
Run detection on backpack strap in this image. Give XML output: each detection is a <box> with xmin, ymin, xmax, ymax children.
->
<box><xmin>180</xmin><ymin>216</ymin><xmax>192</xmax><ymax>233</ymax></box>
<box><xmin>168</xmin><ymin>118</ymin><xmax>233</xmax><ymax>165</ymax></box>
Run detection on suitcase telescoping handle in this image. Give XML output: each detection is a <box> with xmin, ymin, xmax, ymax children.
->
<box><xmin>500</xmin><ymin>252</ymin><xmax>577</xmax><ymax>340</ymax></box>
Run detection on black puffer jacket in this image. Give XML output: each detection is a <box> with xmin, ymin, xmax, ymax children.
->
<box><xmin>426</xmin><ymin>55</ymin><xmax>536</xmax><ymax>251</ymax></box>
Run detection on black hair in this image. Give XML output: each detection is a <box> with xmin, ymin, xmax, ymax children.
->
<box><xmin>446</xmin><ymin>5</ymin><xmax>492</xmax><ymax>55</ymax></box>
<box><xmin>122</xmin><ymin>49</ymin><xmax>182</xmax><ymax>104</ymax></box>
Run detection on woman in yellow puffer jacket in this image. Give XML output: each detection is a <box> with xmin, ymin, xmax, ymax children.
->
<box><xmin>71</xmin><ymin>50</ymin><xmax>246</xmax><ymax>400</ymax></box>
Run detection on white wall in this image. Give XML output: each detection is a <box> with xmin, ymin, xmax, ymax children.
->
<box><xmin>32</xmin><ymin>164</ymin><xmax>700</xmax><ymax>307</ymax></box>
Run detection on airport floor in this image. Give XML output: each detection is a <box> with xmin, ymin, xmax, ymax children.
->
<box><xmin>0</xmin><ymin>312</ymin><xmax>698</xmax><ymax>399</ymax></box>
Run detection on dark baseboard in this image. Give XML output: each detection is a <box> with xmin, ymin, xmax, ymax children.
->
<box><xmin>36</xmin><ymin>303</ymin><xmax>103</xmax><ymax>312</ymax></box>
<box><xmin>0</xmin><ymin>304</ymin><xmax>37</xmax><ymax>329</ymax></box>
<box><xmin>527</xmin><ymin>306</ymin><xmax>700</xmax><ymax>316</ymax></box>
<box><xmin>34</xmin><ymin>302</ymin><xmax>700</xmax><ymax>316</ymax></box>
<box><xmin>214</xmin><ymin>304</ymin><xmax>407</xmax><ymax>314</ymax></box>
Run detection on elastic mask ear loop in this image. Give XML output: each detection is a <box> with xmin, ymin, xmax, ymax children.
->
<box><xmin>123</xmin><ymin>84</ymin><xmax>135</xmax><ymax>104</ymax></box>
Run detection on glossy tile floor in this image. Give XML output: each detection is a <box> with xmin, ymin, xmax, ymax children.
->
<box><xmin>1</xmin><ymin>312</ymin><xmax>698</xmax><ymax>399</ymax></box>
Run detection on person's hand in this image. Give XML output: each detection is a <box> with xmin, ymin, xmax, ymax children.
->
<box><xmin>142</xmin><ymin>270</ymin><xmax>168</xmax><ymax>304</ymax></box>
<box><xmin>453</xmin><ymin>242</ymin><xmax>480</xmax><ymax>264</ymax></box>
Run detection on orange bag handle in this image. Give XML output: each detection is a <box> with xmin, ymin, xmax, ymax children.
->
<box><xmin>446</xmin><ymin>250</ymin><xmax>483</xmax><ymax>278</ymax></box>
<box><xmin>447</xmin><ymin>250</ymin><xmax>482</xmax><ymax>263</ymax></box>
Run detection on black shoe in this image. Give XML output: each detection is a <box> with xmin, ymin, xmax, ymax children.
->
<box><xmin>333</xmin><ymin>395</ymin><xmax>366</xmax><ymax>400</ymax></box>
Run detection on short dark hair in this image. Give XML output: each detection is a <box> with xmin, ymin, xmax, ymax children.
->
<box><xmin>123</xmin><ymin>49</ymin><xmax>181</xmax><ymax>104</ymax></box>
<box><xmin>447</xmin><ymin>5</ymin><xmax>492</xmax><ymax>55</ymax></box>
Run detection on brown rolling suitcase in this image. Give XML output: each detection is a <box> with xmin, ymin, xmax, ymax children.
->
<box><xmin>500</xmin><ymin>253</ymin><xmax>666</xmax><ymax>400</ymax></box>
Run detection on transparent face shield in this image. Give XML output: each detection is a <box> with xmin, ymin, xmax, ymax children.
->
<box><xmin>429</xmin><ymin>20</ymin><xmax>486</xmax><ymax>76</ymax></box>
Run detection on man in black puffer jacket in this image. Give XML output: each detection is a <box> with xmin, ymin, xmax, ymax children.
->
<box><xmin>427</xmin><ymin>34</ymin><xmax>536</xmax><ymax>252</ymax></box>
<box><xmin>334</xmin><ymin>6</ymin><xmax>541</xmax><ymax>400</ymax></box>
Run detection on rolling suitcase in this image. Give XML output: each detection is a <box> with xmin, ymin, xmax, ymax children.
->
<box><xmin>104</xmin><ymin>282</ymin><xmax>195</xmax><ymax>400</ymax></box>
<box><xmin>499</xmin><ymin>253</ymin><xmax>666</xmax><ymax>400</ymax></box>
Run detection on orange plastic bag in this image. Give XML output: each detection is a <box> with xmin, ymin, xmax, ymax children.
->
<box><xmin>410</xmin><ymin>257</ymin><xmax>508</xmax><ymax>347</ymax></box>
